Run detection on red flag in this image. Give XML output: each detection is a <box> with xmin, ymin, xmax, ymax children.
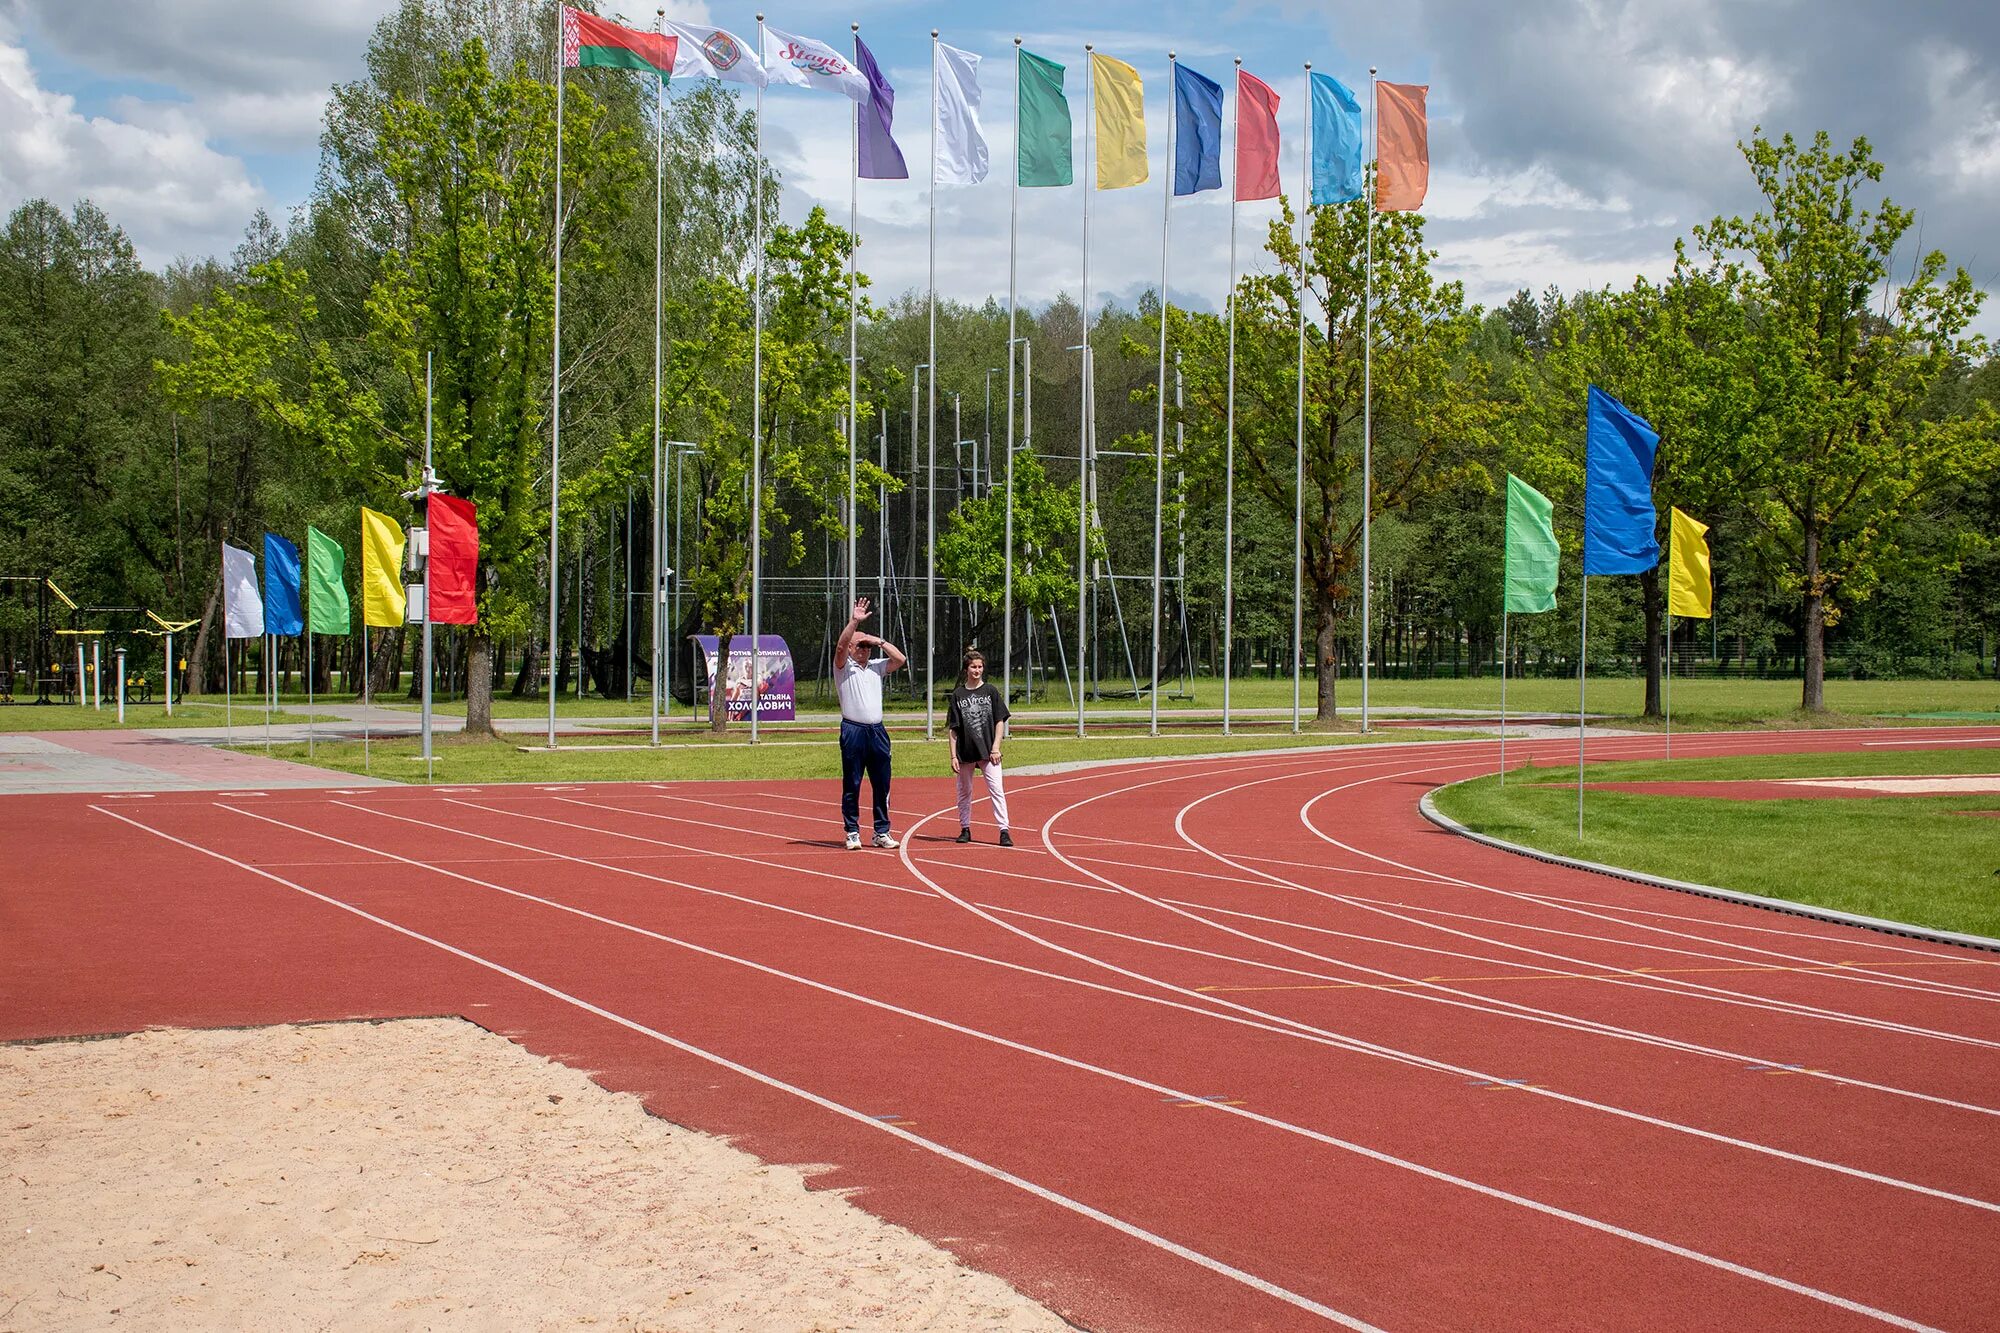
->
<box><xmin>1375</xmin><ymin>81</ymin><xmax>1429</xmax><ymax>212</ymax></box>
<box><xmin>427</xmin><ymin>494</ymin><xmax>479</xmax><ymax>625</ymax></box>
<box><xmin>1235</xmin><ymin>70</ymin><xmax>1280</xmax><ymax>202</ymax></box>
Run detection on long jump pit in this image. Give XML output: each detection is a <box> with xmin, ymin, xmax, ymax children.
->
<box><xmin>1</xmin><ymin>1018</ymin><xmax>1068</xmax><ymax>1332</ymax></box>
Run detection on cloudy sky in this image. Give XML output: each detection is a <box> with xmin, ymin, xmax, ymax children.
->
<box><xmin>4</xmin><ymin>0</ymin><xmax>1998</xmax><ymax>332</ymax></box>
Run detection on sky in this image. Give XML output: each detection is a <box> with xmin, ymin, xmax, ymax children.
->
<box><xmin>3</xmin><ymin>0</ymin><xmax>1999</xmax><ymax>334</ymax></box>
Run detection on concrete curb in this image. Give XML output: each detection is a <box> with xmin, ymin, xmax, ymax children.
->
<box><xmin>1417</xmin><ymin>784</ymin><xmax>2000</xmax><ymax>956</ymax></box>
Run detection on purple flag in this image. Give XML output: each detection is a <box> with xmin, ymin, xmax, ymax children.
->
<box><xmin>854</xmin><ymin>34</ymin><xmax>907</xmax><ymax>180</ymax></box>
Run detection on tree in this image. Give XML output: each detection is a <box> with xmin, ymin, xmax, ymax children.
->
<box><xmin>1688</xmin><ymin>131</ymin><xmax>1994</xmax><ymax>710</ymax></box>
<box><xmin>936</xmin><ymin>447</ymin><xmax>1091</xmax><ymax>650</ymax></box>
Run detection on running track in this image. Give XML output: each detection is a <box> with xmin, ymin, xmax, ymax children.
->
<box><xmin>6</xmin><ymin>725</ymin><xmax>1999</xmax><ymax>1331</ymax></box>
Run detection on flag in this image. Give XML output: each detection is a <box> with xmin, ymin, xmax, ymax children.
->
<box><xmin>934</xmin><ymin>43</ymin><xmax>988</xmax><ymax>185</ymax></box>
<box><xmin>221</xmin><ymin>542</ymin><xmax>263</xmax><ymax>639</ymax></box>
<box><xmin>1173</xmin><ymin>63</ymin><xmax>1223</xmax><ymax>196</ymax></box>
<box><xmin>1504</xmin><ymin>475</ymin><xmax>1560</xmax><ymax>614</ymax></box>
<box><xmin>427</xmin><ymin>494</ymin><xmax>480</xmax><ymax>626</ymax></box>
<box><xmin>761</xmin><ymin>24</ymin><xmax>866</xmax><ymax>100</ymax></box>
<box><xmin>1017</xmin><ymin>49</ymin><xmax>1072</xmax><ymax>187</ymax></box>
<box><xmin>1583</xmin><ymin>386</ymin><xmax>1661</xmax><ymax>575</ymax></box>
<box><xmin>263</xmin><ymin>533</ymin><xmax>303</xmax><ymax>636</ymax></box>
<box><xmin>1668</xmin><ymin>508</ymin><xmax>1713</xmax><ymax>619</ymax></box>
<box><xmin>1235</xmin><ymin>70</ymin><xmax>1280</xmax><ymax>202</ymax></box>
<box><xmin>666</xmin><ymin>20</ymin><xmax>766</xmax><ymax>87</ymax></box>
<box><xmin>1091</xmin><ymin>53</ymin><xmax>1146</xmax><ymax>189</ymax></box>
<box><xmin>361</xmin><ymin>507</ymin><xmax>408</xmax><ymax>629</ymax></box>
<box><xmin>1310</xmin><ymin>72</ymin><xmax>1363</xmax><ymax>205</ymax></box>
<box><xmin>561</xmin><ymin>7</ymin><xmax>677</xmax><ymax>82</ymax></box>
<box><xmin>306</xmin><ymin>525</ymin><xmax>350</xmax><ymax>636</ymax></box>
<box><xmin>854</xmin><ymin>35</ymin><xmax>907</xmax><ymax>180</ymax></box>
<box><xmin>1376</xmin><ymin>81</ymin><xmax>1429</xmax><ymax>211</ymax></box>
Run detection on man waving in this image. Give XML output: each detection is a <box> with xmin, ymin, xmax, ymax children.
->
<box><xmin>834</xmin><ymin>597</ymin><xmax>906</xmax><ymax>850</ymax></box>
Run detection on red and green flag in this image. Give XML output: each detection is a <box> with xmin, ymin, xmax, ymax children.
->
<box><xmin>561</xmin><ymin>7</ymin><xmax>677</xmax><ymax>81</ymax></box>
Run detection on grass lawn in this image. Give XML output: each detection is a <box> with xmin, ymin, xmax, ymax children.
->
<box><xmin>1432</xmin><ymin>747</ymin><xmax>2000</xmax><ymax>939</ymax></box>
<box><xmin>0</xmin><ymin>699</ymin><xmax>338</xmax><ymax>731</ymax></box>
<box><xmin>257</xmin><ymin>726</ymin><xmax>1462</xmax><ymax>786</ymax></box>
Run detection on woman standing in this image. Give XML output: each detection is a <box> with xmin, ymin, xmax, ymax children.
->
<box><xmin>945</xmin><ymin>647</ymin><xmax>1012</xmax><ymax>847</ymax></box>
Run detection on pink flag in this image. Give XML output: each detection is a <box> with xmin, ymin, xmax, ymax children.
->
<box><xmin>1235</xmin><ymin>70</ymin><xmax>1280</xmax><ymax>202</ymax></box>
<box><xmin>1375</xmin><ymin>81</ymin><xmax>1429</xmax><ymax>212</ymax></box>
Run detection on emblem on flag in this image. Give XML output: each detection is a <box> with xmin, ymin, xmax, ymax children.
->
<box><xmin>703</xmin><ymin>31</ymin><xmax>746</xmax><ymax>71</ymax></box>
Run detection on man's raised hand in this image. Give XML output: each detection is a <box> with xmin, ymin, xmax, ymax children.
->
<box><xmin>849</xmin><ymin>597</ymin><xmax>871</xmax><ymax>625</ymax></box>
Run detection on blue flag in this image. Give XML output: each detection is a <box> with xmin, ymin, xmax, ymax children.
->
<box><xmin>1172</xmin><ymin>63</ymin><xmax>1222</xmax><ymax>196</ymax></box>
<box><xmin>1310</xmin><ymin>71</ymin><xmax>1363</xmax><ymax>205</ymax></box>
<box><xmin>1583</xmin><ymin>386</ymin><xmax>1661</xmax><ymax>575</ymax></box>
<box><xmin>263</xmin><ymin>532</ymin><xmax>304</xmax><ymax>636</ymax></box>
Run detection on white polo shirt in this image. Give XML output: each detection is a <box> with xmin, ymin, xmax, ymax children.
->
<box><xmin>837</xmin><ymin>657</ymin><xmax>890</xmax><ymax>724</ymax></box>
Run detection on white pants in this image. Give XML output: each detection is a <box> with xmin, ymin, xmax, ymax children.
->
<box><xmin>954</xmin><ymin>760</ymin><xmax>1009</xmax><ymax>830</ymax></box>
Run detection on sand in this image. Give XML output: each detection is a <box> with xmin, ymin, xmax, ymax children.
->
<box><xmin>0</xmin><ymin>1019</ymin><xmax>1071</xmax><ymax>1332</ymax></box>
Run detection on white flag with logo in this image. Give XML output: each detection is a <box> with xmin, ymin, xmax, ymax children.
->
<box><xmin>761</xmin><ymin>25</ymin><xmax>867</xmax><ymax>101</ymax></box>
<box><xmin>221</xmin><ymin>542</ymin><xmax>264</xmax><ymax>639</ymax></box>
<box><xmin>667</xmin><ymin>21</ymin><xmax>767</xmax><ymax>87</ymax></box>
<box><xmin>934</xmin><ymin>43</ymin><xmax>987</xmax><ymax>185</ymax></box>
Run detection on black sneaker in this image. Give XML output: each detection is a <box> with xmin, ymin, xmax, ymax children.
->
<box><xmin>956</xmin><ymin>827</ymin><xmax>972</xmax><ymax>844</ymax></box>
<box><xmin>998</xmin><ymin>830</ymin><xmax>1014</xmax><ymax>848</ymax></box>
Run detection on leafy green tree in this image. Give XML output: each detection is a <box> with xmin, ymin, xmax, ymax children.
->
<box><xmin>936</xmin><ymin>448</ymin><xmax>1091</xmax><ymax>633</ymax></box>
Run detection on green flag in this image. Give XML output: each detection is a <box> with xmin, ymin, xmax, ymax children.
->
<box><xmin>1018</xmin><ymin>49</ymin><xmax>1072</xmax><ymax>187</ymax></box>
<box><xmin>306</xmin><ymin>524</ymin><xmax>351</xmax><ymax>635</ymax></box>
<box><xmin>1503</xmin><ymin>474</ymin><xmax>1559</xmax><ymax>614</ymax></box>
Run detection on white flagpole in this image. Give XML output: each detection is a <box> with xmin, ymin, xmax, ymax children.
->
<box><xmin>1665</xmin><ymin>520</ymin><xmax>1674</xmax><ymax>760</ymax></box>
<box><xmin>1002</xmin><ymin>38</ymin><xmax>1021</xmax><ymax>704</ymax></box>
<box><xmin>1150</xmin><ymin>53</ymin><xmax>1175</xmax><ymax>739</ymax></box>
<box><xmin>848</xmin><ymin>24</ymin><xmax>862</xmax><ymax>610</ymax></box>
<box><xmin>1223</xmin><ymin>59</ymin><xmax>1240</xmax><ymax>737</ymax></box>
<box><xmin>225</xmin><ymin>635</ymin><xmax>232</xmax><ymax>740</ymax></box>
<box><xmin>1578</xmin><ymin>573</ymin><xmax>1589</xmax><ymax>838</ymax></box>
<box><xmin>1499</xmin><ymin>607</ymin><xmax>1508</xmax><ymax>784</ymax></box>
<box><xmin>263</xmin><ymin>633</ymin><xmax>271</xmax><ymax>751</ymax></box>
<box><xmin>546</xmin><ymin>7</ymin><xmax>565</xmax><ymax>750</ymax></box>
<box><xmin>749</xmin><ymin>12</ymin><xmax>767</xmax><ymax>745</ymax></box>
<box><xmin>361</xmin><ymin>625</ymin><xmax>369</xmax><ymax>771</ymax></box>
<box><xmin>925</xmin><ymin>28</ymin><xmax>940</xmax><ymax>741</ymax></box>
<box><xmin>421</xmin><ymin>350</ymin><xmax>435</xmax><ymax>782</ymax></box>
<box><xmin>1292</xmin><ymin>62</ymin><xmax>1309</xmax><ymax>735</ymax></box>
<box><xmin>1078</xmin><ymin>45</ymin><xmax>1094</xmax><ymax>741</ymax></box>
<box><xmin>652</xmin><ymin>9</ymin><xmax>665</xmax><ymax>746</ymax></box>
<box><xmin>1361</xmin><ymin>66</ymin><xmax>1377</xmax><ymax>733</ymax></box>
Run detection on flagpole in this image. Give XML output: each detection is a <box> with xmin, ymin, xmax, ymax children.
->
<box><xmin>546</xmin><ymin>5</ymin><xmax>565</xmax><ymax>751</ymax></box>
<box><xmin>421</xmin><ymin>350</ymin><xmax>435</xmax><ymax>783</ymax></box>
<box><xmin>847</xmin><ymin>23</ymin><xmax>861</xmax><ymax>612</ymax></box>
<box><xmin>652</xmin><ymin>9</ymin><xmax>666</xmax><ymax>747</ymax></box>
<box><xmin>1665</xmin><ymin>517</ymin><xmax>1673</xmax><ymax>760</ymax></box>
<box><xmin>1150</xmin><ymin>52</ymin><xmax>1175</xmax><ymax>739</ymax></box>
<box><xmin>1499</xmin><ymin>608</ymin><xmax>1508</xmax><ymax>784</ymax></box>
<box><xmin>225</xmin><ymin>634</ymin><xmax>232</xmax><ymax>740</ymax></box>
<box><xmin>264</xmin><ymin>632</ymin><xmax>272</xmax><ymax>752</ymax></box>
<box><xmin>749</xmin><ymin>11</ymin><xmax>767</xmax><ymax>745</ymax></box>
<box><xmin>1077</xmin><ymin>44</ymin><xmax>1094</xmax><ymax>741</ymax></box>
<box><xmin>1223</xmin><ymin>59</ymin><xmax>1240</xmax><ymax>737</ymax></box>
<box><xmin>1292</xmin><ymin>61</ymin><xmax>1309</xmax><ymax>736</ymax></box>
<box><xmin>361</xmin><ymin>625</ymin><xmax>369</xmax><ymax>772</ymax></box>
<box><xmin>1003</xmin><ymin>38</ymin><xmax>1021</xmax><ymax>704</ymax></box>
<box><xmin>1578</xmin><ymin>571</ymin><xmax>1588</xmax><ymax>838</ymax></box>
<box><xmin>1361</xmin><ymin>65</ymin><xmax>1377</xmax><ymax>734</ymax></box>
<box><xmin>925</xmin><ymin>27</ymin><xmax>940</xmax><ymax>741</ymax></box>
<box><xmin>306</xmin><ymin>591</ymin><xmax>314</xmax><ymax>759</ymax></box>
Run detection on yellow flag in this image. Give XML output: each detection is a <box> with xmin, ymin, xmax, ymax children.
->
<box><xmin>1091</xmin><ymin>53</ymin><xmax>1146</xmax><ymax>189</ymax></box>
<box><xmin>1667</xmin><ymin>507</ymin><xmax>1712</xmax><ymax>619</ymax></box>
<box><xmin>361</xmin><ymin>507</ymin><xmax>408</xmax><ymax>628</ymax></box>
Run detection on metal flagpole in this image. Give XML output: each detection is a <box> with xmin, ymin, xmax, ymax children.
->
<box><xmin>749</xmin><ymin>12</ymin><xmax>767</xmax><ymax>745</ymax></box>
<box><xmin>1292</xmin><ymin>62</ymin><xmax>1310</xmax><ymax>735</ymax></box>
<box><xmin>1078</xmin><ymin>44</ymin><xmax>1094</xmax><ymax>740</ymax></box>
<box><xmin>1002</xmin><ymin>38</ymin><xmax>1021</xmax><ymax>704</ymax></box>
<box><xmin>421</xmin><ymin>350</ymin><xmax>435</xmax><ymax>782</ymax></box>
<box><xmin>1361</xmin><ymin>66</ymin><xmax>1378</xmax><ymax>733</ymax></box>
<box><xmin>263</xmin><ymin>634</ymin><xmax>271</xmax><ymax>751</ymax></box>
<box><xmin>1223</xmin><ymin>58</ymin><xmax>1241</xmax><ymax>737</ymax></box>
<box><xmin>1578</xmin><ymin>572</ymin><xmax>1588</xmax><ymax>837</ymax></box>
<box><xmin>546</xmin><ymin>5</ymin><xmax>565</xmax><ymax>750</ymax></box>
<box><xmin>361</xmin><ymin>626</ymin><xmax>368</xmax><ymax>771</ymax></box>
<box><xmin>306</xmin><ymin>588</ymin><xmax>314</xmax><ymax>758</ymax></box>
<box><xmin>925</xmin><ymin>27</ymin><xmax>940</xmax><ymax>741</ymax></box>
<box><xmin>848</xmin><ymin>23</ymin><xmax>862</xmax><ymax>609</ymax></box>
<box><xmin>225</xmin><ymin>636</ymin><xmax>232</xmax><ymax>739</ymax></box>
<box><xmin>1665</xmin><ymin>520</ymin><xmax>1674</xmax><ymax>759</ymax></box>
<box><xmin>1499</xmin><ymin>608</ymin><xmax>1508</xmax><ymax>784</ymax></box>
<box><xmin>652</xmin><ymin>10</ymin><xmax>665</xmax><ymax>746</ymax></box>
<box><xmin>164</xmin><ymin>629</ymin><xmax>173</xmax><ymax>716</ymax></box>
<box><xmin>1149</xmin><ymin>52</ymin><xmax>1175</xmax><ymax>739</ymax></box>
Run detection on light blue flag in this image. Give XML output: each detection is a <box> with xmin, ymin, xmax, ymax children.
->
<box><xmin>1172</xmin><ymin>63</ymin><xmax>1223</xmax><ymax>196</ymax></box>
<box><xmin>263</xmin><ymin>532</ymin><xmax>304</xmax><ymax>636</ymax></box>
<box><xmin>1310</xmin><ymin>71</ymin><xmax>1363</xmax><ymax>205</ymax></box>
<box><xmin>1582</xmin><ymin>386</ymin><xmax>1662</xmax><ymax>575</ymax></box>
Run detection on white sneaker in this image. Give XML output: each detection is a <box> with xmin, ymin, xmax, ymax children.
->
<box><xmin>845</xmin><ymin>832</ymin><xmax>862</xmax><ymax>851</ymax></box>
<box><xmin>872</xmin><ymin>832</ymin><xmax>900</xmax><ymax>849</ymax></box>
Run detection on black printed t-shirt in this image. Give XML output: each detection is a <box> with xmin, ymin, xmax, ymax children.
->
<box><xmin>946</xmin><ymin>682</ymin><xmax>1010</xmax><ymax>763</ymax></box>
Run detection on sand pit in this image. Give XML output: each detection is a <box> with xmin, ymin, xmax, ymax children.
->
<box><xmin>1</xmin><ymin>1019</ymin><xmax>1070</xmax><ymax>1332</ymax></box>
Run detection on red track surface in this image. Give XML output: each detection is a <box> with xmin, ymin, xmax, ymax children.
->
<box><xmin>6</xmin><ymin>726</ymin><xmax>2000</xmax><ymax>1331</ymax></box>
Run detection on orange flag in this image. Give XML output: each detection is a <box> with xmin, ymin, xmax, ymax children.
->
<box><xmin>1375</xmin><ymin>81</ymin><xmax>1429</xmax><ymax>212</ymax></box>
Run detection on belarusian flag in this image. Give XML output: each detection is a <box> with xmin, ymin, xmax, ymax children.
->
<box><xmin>561</xmin><ymin>7</ymin><xmax>677</xmax><ymax>81</ymax></box>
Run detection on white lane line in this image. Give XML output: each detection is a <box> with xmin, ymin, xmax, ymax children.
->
<box><xmin>91</xmin><ymin>805</ymin><xmax>1379</xmax><ymax>1332</ymax></box>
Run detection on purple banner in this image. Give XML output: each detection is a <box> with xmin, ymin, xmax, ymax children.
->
<box><xmin>693</xmin><ymin>635</ymin><xmax>796</xmax><ymax>721</ymax></box>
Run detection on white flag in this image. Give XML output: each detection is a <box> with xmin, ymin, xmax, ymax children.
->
<box><xmin>666</xmin><ymin>21</ymin><xmax>767</xmax><ymax>88</ymax></box>
<box><xmin>761</xmin><ymin>25</ymin><xmax>867</xmax><ymax>101</ymax></box>
<box><xmin>933</xmin><ymin>43</ymin><xmax>987</xmax><ymax>185</ymax></box>
<box><xmin>222</xmin><ymin>542</ymin><xmax>264</xmax><ymax>639</ymax></box>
